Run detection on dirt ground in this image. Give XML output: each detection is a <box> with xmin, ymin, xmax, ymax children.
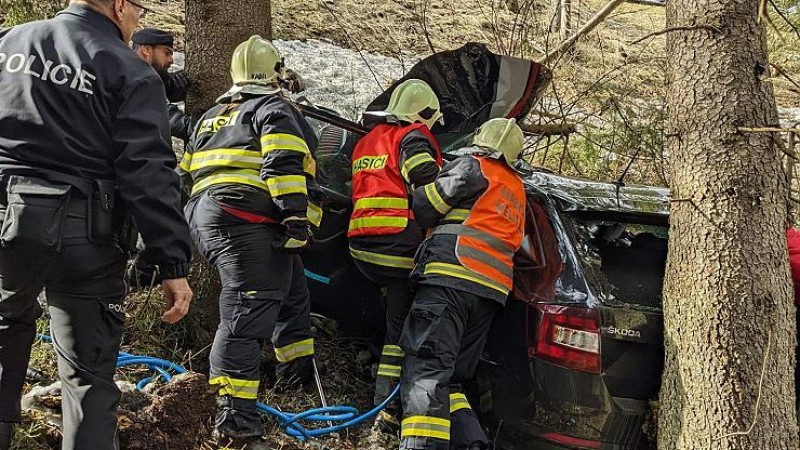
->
<box><xmin>19</xmin><ymin>315</ymin><xmax>392</xmax><ymax>450</ymax></box>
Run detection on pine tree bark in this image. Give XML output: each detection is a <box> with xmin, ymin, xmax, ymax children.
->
<box><xmin>184</xmin><ymin>0</ymin><xmax>271</xmax><ymax>116</ymax></box>
<box><xmin>660</xmin><ymin>0</ymin><xmax>798</xmax><ymax>448</ymax></box>
<box><xmin>182</xmin><ymin>0</ymin><xmax>271</xmax><ymax>331</ymax></box>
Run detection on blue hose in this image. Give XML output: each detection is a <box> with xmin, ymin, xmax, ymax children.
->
<box><xmin>303</xmin><ymin>269</ymin><xmax>332</xmax><ymax>285</ymax></box>
<box><xmin>35</xmin><ymin>334</ymin><xmax>397</xmax><ymax>440</ymax></box>
<box><xmin>256</xmin><ymin>383</ymin><xmax>400</xmax><ymax>440</ymax></box>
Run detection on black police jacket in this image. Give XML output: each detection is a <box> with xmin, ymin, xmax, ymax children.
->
<box><xmin>0</xmin><ymin>5</ymin><xmax>191</xmax><ymax>278</ymax></box>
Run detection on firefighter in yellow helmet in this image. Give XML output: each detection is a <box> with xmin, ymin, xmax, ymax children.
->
<box><xmin>348</xmin><ymin>78</ymin><xmax>444</xmax><ymax>432</ymax></box>
<box><xmin>398</xmin><ymin>118</ymin><xmax>527</xmax><ymax>450</ymax></box>
<box><xmin>179</xmin><ymin>36</ymin><xmax>321</xmax><ymax>450</ymax></box>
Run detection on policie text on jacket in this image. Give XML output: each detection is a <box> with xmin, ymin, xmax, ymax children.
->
<box><xmin>0</xmin><ymin>52</ymin><xmax>96</xmax><ymax>95</ymax></box>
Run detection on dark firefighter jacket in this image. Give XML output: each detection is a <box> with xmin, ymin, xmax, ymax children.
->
<box><xmin>348</xmin><ymin>122</ymin><xmax>441</xmax><ymax>273</ymax></box>
<box><xmin>178</xmin><ymin>93</ymin><xmax>321</xmax><ymax>226</ymax></box>
<box><xmin>412</xmin><ymin>150</ymin><xmax>526</xmax><ymax>304</ymax></box>
<box><xmin>0</xmin><ymin>4</ymin><xmax>191</xmax><ymax>279</ymax></box>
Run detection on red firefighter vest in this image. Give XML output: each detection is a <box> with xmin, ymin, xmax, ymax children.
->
<box><xmin>348</xmin><ymin>123</ymin><xmax>442</xmax><ymax>237</ymax></box>
<box><xmin>427</xmin><ymin>156</ymin><xmax>526</xmax><ymax>296</ymax></box>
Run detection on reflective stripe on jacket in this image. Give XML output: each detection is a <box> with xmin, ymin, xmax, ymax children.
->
<box><xmin>179</xmin><ymin>93</ymin><xmax>321</xmax><ymax>224</ymax></box>
<box><xmin>412</xmin><ymin>154</ymin><xmax>526</xmax><ymax>301</ymax></box>
<box><xmin>348</xmin><ymin>123</ymin><xmax>441</xmax><ymax>238</ymax></box>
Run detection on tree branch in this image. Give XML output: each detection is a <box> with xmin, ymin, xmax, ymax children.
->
<box><xmin>769</xmin><ymin>0</ymin><xmax>800</xmax><ymax>41</ymax></box>
<box><xmin>770</xmin><ymin>62</ymin><xmax>800</xmax><ymax>93</ymax></box>
<box><xmin>538</xmin><ymin>0</ymin><xmax>628</xmax><ymax>65</ymax></box>
<box><xmin>711</xmin><ymin>330</ymin><xmax>771</xmax><ymax>442</ymax></box>
<box><xmin>520</xmin><ymin>122</ymin><xmax>577</xmax><ymax>136</ymax></box>
<box><xmin>630</xmin><ymin>25</ymin><xmax>721</xmax><ymax>45</ymax></box>
<box><xmin>738</xmin><ymin>127</ymin><xmax>800</xmax><ymax>133</ymax></box>
<box><xmin>626</xmin><ymin>0</ymin><xmax>664</xmax><ymax>6</ymax></box>
<box><xmin>417</xmin><ymin>0</ymin><xmax>437</xmax><ymax>54</ymax></box>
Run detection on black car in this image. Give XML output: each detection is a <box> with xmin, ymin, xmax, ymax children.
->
<box><xmin>475</xmin><ymin>171</ymin><xmax>667</xmax><ymax>450</ymax></box>
<box><xmin>299</xmin><ymin>43</ymin><xmax>668</xmax><ymax>450</ymax></box>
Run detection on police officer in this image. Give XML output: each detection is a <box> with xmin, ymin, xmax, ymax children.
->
<box><xmin>180</xmin><ymin>35</ymin><xmax>320</xmax><ymax>450</ymax></box>
<box><xmin>0</xmin><ymin>1</ymin><xmax>194</xmax><ymax>449</ymax></box>
<box><xmin>348</xmin><ymin>79</ymin><xmax>443</xmax><ymax>432</ymax></box>
<box><xmin>399</xmin><ymin>118</ymin><xmax>527</xmax><ymax>450</ymax></box>
<box><xmin>131</xmin><ymin>27</ymin><xmax>193</xmax><ymax>141</ymax></box>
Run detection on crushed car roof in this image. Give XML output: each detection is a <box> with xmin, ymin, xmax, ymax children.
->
<box><xmin>524</xmin><ymin>170</ymin><xmax>670</xmax><ymax>217</ymax></box>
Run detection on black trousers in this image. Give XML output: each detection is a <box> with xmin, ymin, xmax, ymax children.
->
<box><xmin>186</xmin><ymin>193</ymin><xmax>313</xmax><ymax>438</ymax></box>
<box><xmin>399</xmin><ymin>285</ymin><xmax>499</xmax><ymax>450</ymax></box>
<box><xmin>0</xmin><ymin>194</ymin><xmax>127</xmax><ymax>450</ymax></box>
<box><xmin>353</xmin><ymin>259</ymin><xmax>414</xmax><ymax>410</ymax></box>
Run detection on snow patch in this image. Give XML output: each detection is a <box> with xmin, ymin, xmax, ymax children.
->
<box><xmin>274</xmin><ymin>39</ymin><xmax>417</xmax><ymax>119</ymax></box>
<box><xmin>174</xmin><ymin>40</ymin><xmax>417</xmax><ymax>120</ymax></box>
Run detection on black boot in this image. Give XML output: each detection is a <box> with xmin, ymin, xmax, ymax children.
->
<box><xmin>0</xmin><ymin>422</ymin><xmax>14</xmax><ymax>450</ymax></box>
<box><xmin>214</xmin><ymin>396</ymin><xmax>265</xmax><ymax>444</ymax></box>
<box><xmin>214</xmin><ymin>433</ymin><xmax>271</xmax><ymax>450</ymax></box>
<box><xmin>274</xmin><ymin>356</ymin><xmax>314</xmax><ymax>390</ymax></box>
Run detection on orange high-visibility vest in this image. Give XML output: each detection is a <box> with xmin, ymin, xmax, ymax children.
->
<box><xmin>429</xmin><ymin>156</ymin><xmax>525</xmax><ymax>295</ymax></box>
<box><xmin>348</xmin><ymin>123</ymin><xmax>441</xmax><ymax>237</ymax></box>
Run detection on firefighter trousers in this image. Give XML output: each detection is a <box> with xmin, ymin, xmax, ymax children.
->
<box><xmin>353</xmin><ymin>259</ymin><xmax>414</xmax><ymax>411</ymax></box>
<box><xmin>186</xmin><ymin>193</ymin><xmax>314</xmax><ymax>438</ymax></box>
<box><xmin>0</xmin><ymin>192</ymin><xmax>127</xmax><ymax>450</ymax></box>
<box><xmin>399</xmin><ymin>285</ymin><xmax>500</xmax><ymax>450</ymax></box>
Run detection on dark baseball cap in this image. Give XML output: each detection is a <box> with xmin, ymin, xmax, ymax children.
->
<box><xmin>131</xmin><ymin>28</ymin><xmax>174</xmax><ymax>47</ymax></box>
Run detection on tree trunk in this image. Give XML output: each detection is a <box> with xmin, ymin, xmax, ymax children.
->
<box><xmin>550</xmin><ymin>0</ymin><xmax>561</xmax><ymax>32</ymax></box>
<box><xmin>184</xmin><ymin>0</ymin><xmax>271</xmax><ymax>117</ymax></box>
<box><xmin>549</xmin><ymin>0</ymin><xmax>572</xmax><ymax>37</ymax></box>
<box><xmin>659</xmin><ymin>0</ymin><xmax>798</xmax><ymax>448</ymax></box>
<box><xmin>182</xmin><ymin>0</ymin><xmax>271</xmax><ymax>330</ymax></box>
<box><xmin>560</xmin><ymin>0</ymin><xmax>572</xmax><ymax>38</ymax></box>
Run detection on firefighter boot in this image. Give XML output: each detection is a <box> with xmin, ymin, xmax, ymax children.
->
<box><xmin>0</xmin><ymin>422</ymin><xmax>13</xmax><ymax>450</ymax></box>
<box><xmin>214</xmin><ymin>396</ymin><xmax>266</xmax><ymax>449</ymax></box>
<box><xmin>274</xmin><ymin>355</ymin><xmax>314</xmax><ymax>390</ymax></box>
<box><xmin>463</xmin><ymin>442</ymin><xmax>488</xmax><ymax>450</ymax></box>
<box><xmin>215</xmin><ymin>434</ymin><xmax>271</xmax><ymax>450</ymax></box>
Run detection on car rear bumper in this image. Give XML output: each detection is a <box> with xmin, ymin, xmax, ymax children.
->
<box><xmin>529</xmin><ymin>359</ymin><xmax>656</xmax><ymax>450</ymax></box>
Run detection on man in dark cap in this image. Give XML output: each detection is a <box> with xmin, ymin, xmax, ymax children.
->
<box><xmin>132</xmin><ymin>27</ymin><xmax>193</xmax><ymax>140</ymax></box>
<box><xmin>132</xmin><ymin>27</ymin><xmax>175</xmax><ymax>76</ymax></box>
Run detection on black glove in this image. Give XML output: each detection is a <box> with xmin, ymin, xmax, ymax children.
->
<box><xmin>272</xmin><ymin>217</ymin><xmax>312</xmax><ymax>254</ymax></box>
<box><xmin>164</xmin><ymin>71</ymin><xmax>191</xmax><ymax>103</ymax></box>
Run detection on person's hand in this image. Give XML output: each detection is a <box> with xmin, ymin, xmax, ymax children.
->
<box><xmin>164</xmin><ymin>71</ymin><xmax>191</xmax><ymax>103</ymax></box>
<box><xmin>279</xmin><ymin>67</ymin><xmax>307</xmax><ymax>94</ymax></box>
<box><xmin>161</xmin><ymin>277</ymin><xmax>193</xmax><ymax>323</ymax></box>
<box><xmin>272</xmin><ymin>217</ymin><xmax>312</xmax><ymax>253</ymax></box>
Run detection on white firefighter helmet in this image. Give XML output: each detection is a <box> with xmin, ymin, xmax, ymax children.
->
<box><xmin>230</xmin><ymin>35</ymin><xmax>283</xmax><ymax>86</ymax></box>
<box><xmin>384</xmin><ymin>79</ymin><xmax>444</xmax><ymax>129</ymax></box>
<box><xmin>472</xmin><ymin>118</ymin><xmax>525</xmax><ymax>165</ymax></box>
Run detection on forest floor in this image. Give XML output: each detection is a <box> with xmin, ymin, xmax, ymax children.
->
<box><xmin>10</xmin><ymin>0</ymin><xmax>800</xmax><ymax>448</ymax></box>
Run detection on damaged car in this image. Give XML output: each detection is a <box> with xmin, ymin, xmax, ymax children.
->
<box><xmin>299</xmin><ymin>43</ymin><xmax>667</xmax><ymax>450</ymax></box>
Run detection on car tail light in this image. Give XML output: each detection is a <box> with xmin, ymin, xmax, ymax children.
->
<box><xmin>530</xmin><ymin>304</ymin><xmax>601</xmax><ymax>373</ymax></box>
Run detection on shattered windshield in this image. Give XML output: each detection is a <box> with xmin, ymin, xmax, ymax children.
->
<box><xmin>566</xmin><ymin>216</ymin><xmax>668</xmax><ymax>310</ymax></box>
